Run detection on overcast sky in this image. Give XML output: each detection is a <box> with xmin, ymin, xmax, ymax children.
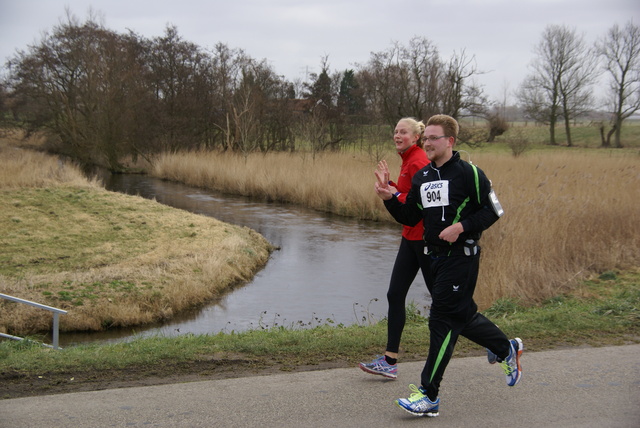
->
<box><xmin>1</xmin><ymin>0</ymin><xmax>638</xmax><ymax>102</ymax></box>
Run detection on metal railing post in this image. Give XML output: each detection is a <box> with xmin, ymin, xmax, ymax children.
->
<box><xmin>0</xmin><ymin>293</ymin><xmax>68</xmax><ymax>350</ymax></box>
<box><xmin>52</xmin><ymin>313</ymin><xmax>61</xmax><ymax>350</ymax></box>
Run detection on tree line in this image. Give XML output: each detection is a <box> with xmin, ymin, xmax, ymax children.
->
<box><xmin>0</xmin><ymin>13</ymin><xmax>638</xmax><ymax>170</ymax></box>
<box><xmin>518</xmin><ymin>22</ymin><xmax>640</xmax><ymax>148</ymax></box>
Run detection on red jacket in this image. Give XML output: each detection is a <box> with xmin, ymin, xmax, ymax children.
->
<box><xmin>389</xmin><ymin>144</ymin><xmax>429</xmax><ymax>241</ymax></box>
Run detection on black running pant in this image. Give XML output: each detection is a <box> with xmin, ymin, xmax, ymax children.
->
<box><xmin>385</xmin><ymin>237</ymin><xmax>432</xmax><ymax>354</ymax></box>
<box><xmin>420</xmin><ymin>250</ymin><xmax>510</xmax><ymax>400</ymax></box>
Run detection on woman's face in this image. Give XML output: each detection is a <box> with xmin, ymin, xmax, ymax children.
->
<box><xmin>393</xmin><ymin>120</ymin><xmax>419</xmax><ymax>153</ymax></box>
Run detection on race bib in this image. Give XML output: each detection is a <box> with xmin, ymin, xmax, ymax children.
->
<box><xmin>420</xmin><ymin>180</ymin><xmax>449</xmax><ymax>208</ymax></box>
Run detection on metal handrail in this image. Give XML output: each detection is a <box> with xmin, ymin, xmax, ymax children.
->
<box><xmin>0</xmin><ymin>293</ymin><xmax>67</xmax><ymax>349</ymax></box>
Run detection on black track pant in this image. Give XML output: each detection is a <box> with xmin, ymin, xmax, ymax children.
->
<box><xmin>420</xmin><ymin>250</ymin><xmax>511</xmax><ymax>400</ymax></box>
<box><xmin>386</xmin><ymin>237</ymin><xmax>432</xmax><ymax>354</ymax></box>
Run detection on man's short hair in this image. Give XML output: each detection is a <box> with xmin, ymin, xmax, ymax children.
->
<box><xmin>426</xmin><ymin>114</ymin><xmax>459</xmax><ymax>139</ymax></box>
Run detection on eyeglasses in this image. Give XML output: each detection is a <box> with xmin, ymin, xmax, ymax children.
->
<box><xmin>421</xmin><ymin>135</ymin><xmax>448</xmax><ymax>142</ymax></box>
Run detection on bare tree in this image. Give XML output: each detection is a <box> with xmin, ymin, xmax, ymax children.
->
<box><xmin>518</xmin><ymin>25</ymin><xmax>598</xmax><ymax>146</ymax></box>
<box><xmin>207</xmin><ymin>43</ymin><xmax>245</xmax><ymax>151</ymax></box>
<box><xmin>358</xmin><ymin>37</ymin><xmax>441</xmax><ymax>125</ymax></box>
<box><xmin>357</xmin><ymin>37</ymin><xmax>486</xmax><ymax>126</ymax></box>
<box><xmin>441</xmin><ymin>49</ymin><xmax>488</xmax><ymax>120</ymax></box>
<box><xmin>6</xmin><ymin>12</ymin><xmax>149</xmax><ymax>169</ymax></box>
<box><xmin>362</xmin><ymin>123</ymin><xmax>392</xmax><ymax>164</ymax></box>
<box><xmin>205</xmin><ymin>49</ymin><xmax>296</xmax><ymax>154</ymax></box>
<box><xmin>556</xmin><ymin>28</ymin><xmax>599</xmax><ymax>146</ymax></box>
<box><xmin>231</xmin><ymin>76</ymin><xmax>260</xmax><ymax>157</ymax></box>
<box><xmin>297</xmin><ymin>101</ymin><xmax>330</xmax><ymax>159</ymax></box>
<box><xmin>147</xmin><ymin>25</ymin><xmax>213</xmax><ymax>152</ymax></box>
<box><xmin>516</xmin><ymin>74</ymin><xmax>556</xmax><ymax>129</ymax></box>
<box><xmin>232</xmin><ymin>61</ymin><xmax>282</xmax><ymax>155</ymax></box>
<box><xmin>597</xmin><ymin>20</ymin><xmax>640</xmax><ymax>148</ymax></box>
<box><xmin>248</xmin><ymin>61</ymin><xmax>296</xmax><ymax>153</ymax></box>
<box><xmin>4</xmin><ymin>12</ymin><xmax>301</xmax><ymax>162</ymax></box>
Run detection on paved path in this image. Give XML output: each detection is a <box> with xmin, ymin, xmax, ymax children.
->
<box><xmin>1</xmin><ymin>344</ymin><xmax>639</xmax><ymax>427</ymax></box>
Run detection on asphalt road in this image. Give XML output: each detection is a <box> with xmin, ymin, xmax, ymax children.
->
<box><xmin>1</xmin><ymin>344</ymin><xmax>638</xmax><ymax>428</ymax></box>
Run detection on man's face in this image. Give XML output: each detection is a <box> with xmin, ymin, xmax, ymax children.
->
<box><xmin>422</xmin><ymin>125</ymin><xmax>452</xmax><ymax>164</ymax></box>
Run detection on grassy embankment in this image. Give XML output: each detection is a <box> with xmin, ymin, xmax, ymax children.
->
<box><xmin>0</xmin><ymin>144</ymin><xmax>274</xmax><ymax>334</ymax></box>
<box><xmin>0</xmin><ymin>123</ymin><xmax>639</xmax><ymax>388</ymax></box>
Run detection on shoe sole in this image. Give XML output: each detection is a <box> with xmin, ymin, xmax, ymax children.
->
<box><xmin>395</xmin><ymin>401</ymin><xmax>439</xmax><ymax>417</ymax></box>
<box><xmin>511</xmin><ymin>337</ymin><xmax>524</xmax><ymax>386</ymax></box>
<box><xmin>359</xmin><ymin>363</ymin><xmax>397</xmax><ymax>379</ymax></box>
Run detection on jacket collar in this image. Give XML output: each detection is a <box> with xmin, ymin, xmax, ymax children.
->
<box><xmin>430</xmin><ymin>150</ymin><xmax>460</xmax><ymax>170</ymax></box>
<box><xmin>399</xmin><ymin>144</ymin><xmax>421</xmax><ymax>161</ymax></box>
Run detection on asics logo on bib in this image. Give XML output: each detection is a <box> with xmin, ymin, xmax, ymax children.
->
<box><xmin>423</xmin><ymin>182</ymin><xmax>443</xmax><ymax>190</ymax></box>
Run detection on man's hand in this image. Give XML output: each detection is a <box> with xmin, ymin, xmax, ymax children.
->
<box><xmin>439</xmin><ymin>222</ymin><xmax>464</xmax><ymax>243</ymax></box>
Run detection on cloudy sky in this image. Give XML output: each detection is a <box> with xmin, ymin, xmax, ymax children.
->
<box><xmin>1</xmin><ymin>0</ymin><xmax>638</xmax><ymax>101</ymax></box>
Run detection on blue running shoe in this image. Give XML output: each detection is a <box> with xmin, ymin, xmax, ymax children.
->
<box><xmin>359</xmin><ymin>355</ymin><xmax>397</xmax><ymax>379</ymax></box>
<box><xmin>486</xmin><ymin>348</ymin><xmax>498</xmax><ymax>364</ymax></box>
<box><xmin>395</xmin><ymin>384</ymin><xmax>440</xmax><ymax>417</ymax></box>
<box><xmin>500</xmin><ymin>338</ymin><xmax>523</xmax><ymax>386</ymax></box>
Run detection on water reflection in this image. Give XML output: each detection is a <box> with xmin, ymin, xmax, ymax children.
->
<box><xmin>59</xmin><ymin>175</ymin><xmax>431</xmax><ymax>345</ymax></box>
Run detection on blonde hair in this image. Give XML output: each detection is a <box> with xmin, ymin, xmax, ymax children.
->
<box><xmin>398</xmin><ymin>117</ymin><xmax>426</xmax><ymax>148</ymax></box>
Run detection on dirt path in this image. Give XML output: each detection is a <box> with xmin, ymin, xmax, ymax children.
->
<box><xmin>0</xmin><ymin>357</ymin><xmax>352</xmax><ymax>399</ymax></box>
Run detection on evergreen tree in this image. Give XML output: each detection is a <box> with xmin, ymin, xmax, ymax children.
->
<box><xmin>338</xmin><ymin>69</ymin><xmax>364</xmax><ymax>116</ymax></box>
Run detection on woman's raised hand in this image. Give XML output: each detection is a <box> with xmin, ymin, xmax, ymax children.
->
<box><xmin>375</xmin><ymin>160</ymin><xmax>390</xmax><ymax>185</ymax></box>
<box><xmin>374</xmin><ymin>160</ymin><xmax>393</xmax><ymax>200</ymax></box>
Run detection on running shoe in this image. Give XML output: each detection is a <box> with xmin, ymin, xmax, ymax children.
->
<box><xmin>500</xmin><ymin>337</ymin><xmax>523</xmax><ymax>386</ymax></box>
<box><xmin>486</xmin><ymin>348</ymin><xmax>498</xmax><ymax>364</ymax></box>
<box><xmin>359</xmin><ymin>355</ymin><xmax>397</xmax><ymax>379</ymax></box>
<box><xmin>395</xmin><ymin>384</ymin><xmax>440</xmax><ymax>417</ymax></box>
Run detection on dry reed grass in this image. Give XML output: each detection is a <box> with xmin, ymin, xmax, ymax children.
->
<box><xmin>152</xmin><ymin>150</ymin><xmax>390</xmax><ymax>220</ymax></box>
<box><xmin>473</xmin><ymin>152</ymin><xmax>640</xmax><ymax>307</ymax></box>
<box><xmin>0</xmin><ymin>145</ymin><xmax>98</xmax><ymax>190</ymax></box>
<box><xmin>152</xmin><ymin>149</ymin><xmax>640</xmax><ymax>308</ymax></box>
